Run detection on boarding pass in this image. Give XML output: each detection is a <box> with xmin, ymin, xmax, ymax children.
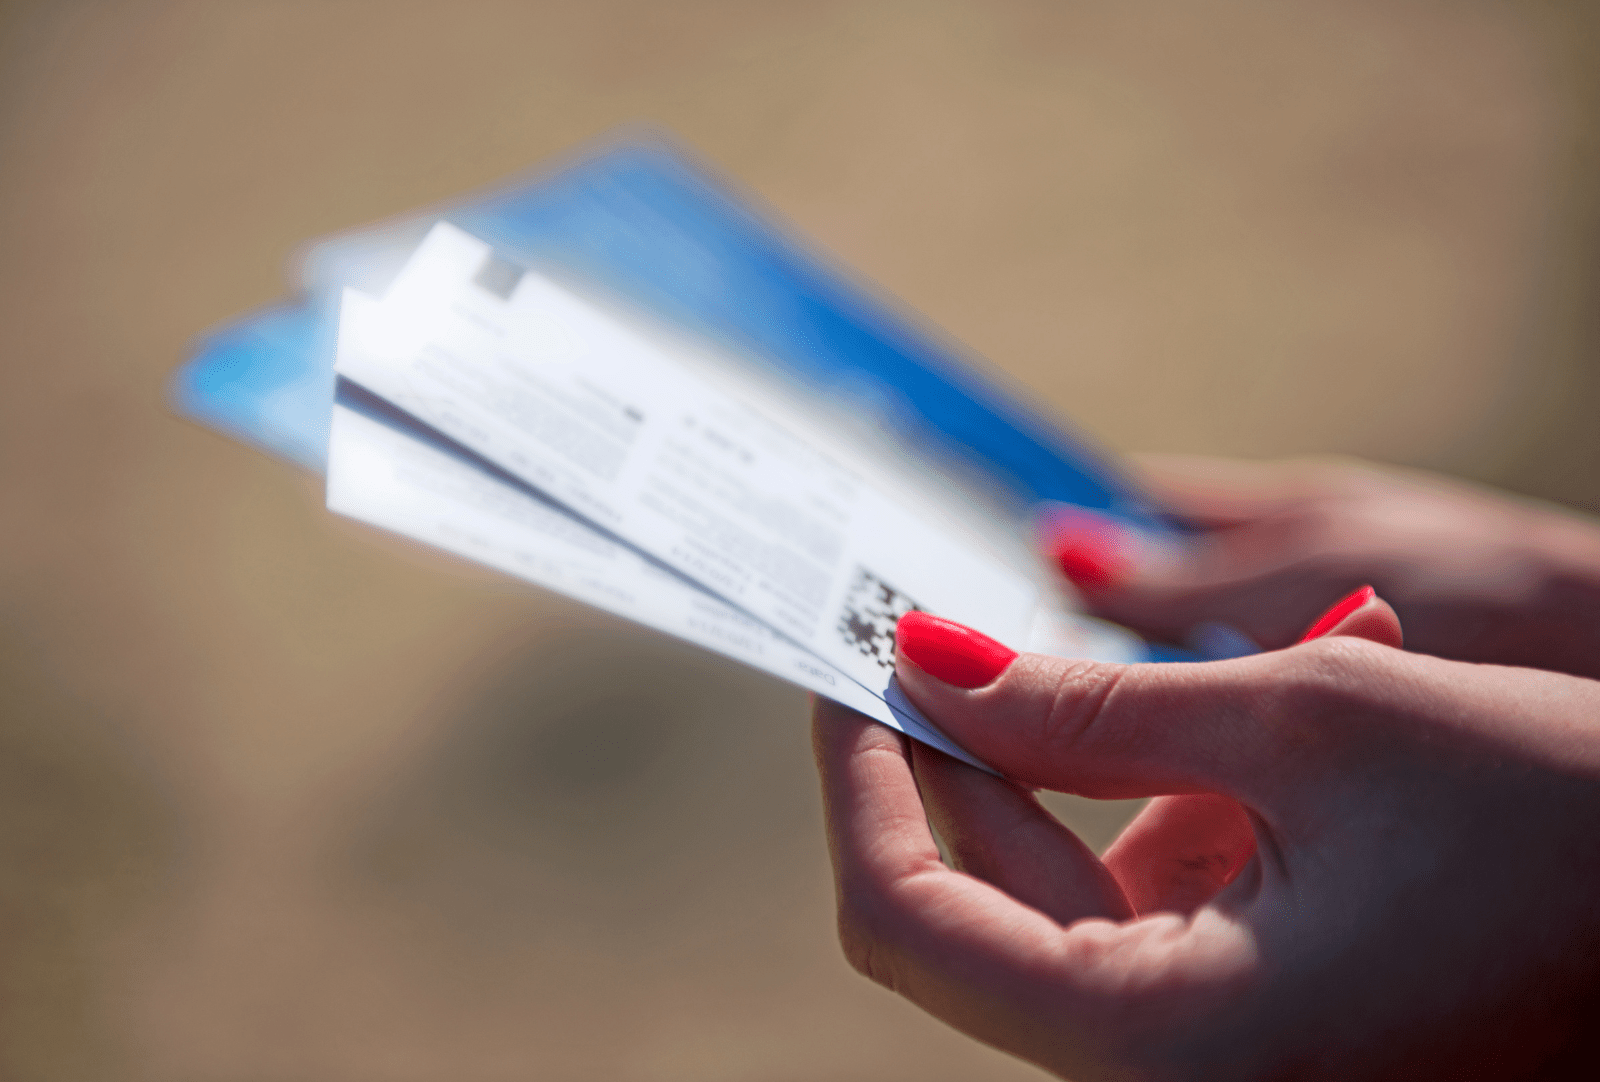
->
<box><xmin>328</xmin><ymin>223</ymin><xmax>1144</xmax><ymax>768</ymax></box>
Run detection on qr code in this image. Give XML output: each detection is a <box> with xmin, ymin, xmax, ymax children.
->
<box><xmin>837</xmin><ymin>567</ymin><xmax>924</xmax><ymax>671</ymax></box>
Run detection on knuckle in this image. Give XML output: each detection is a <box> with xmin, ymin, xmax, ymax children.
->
<box><xmin>832</xmin><ymin>862</ymin><xmax>929</xmax><ymax>995</ymax></box>
<box><xmin>1038</xmin><ymin>660</ymin><xmax>1127</xmax><ymax>756</ymax></box>
<box><xmin>837</xmin><ymin>916</ymin><xmax>874</xmax><ymax>977</ymax></box>
<box><xmin>836</xmin><ymin>904</ymin><xmax>901</xmax><ymax>992</ymax></box>
<box><xmin>1273</xmin><ymin>636</ymin><xmax>1397</xmax><ymax>727</ymax></box>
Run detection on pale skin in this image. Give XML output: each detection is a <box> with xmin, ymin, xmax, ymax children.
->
<box><xmin>813</xmin><ymin>458</ymin><xmax>1600</xmax><ymax>1080</ymax></box>
<box><xmin>1092</xmin><ymin>455</ymin><xmax>1600</xmax><ymax>679</ymax></box>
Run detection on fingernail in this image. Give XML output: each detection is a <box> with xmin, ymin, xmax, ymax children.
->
<box><xmin>1039</xmin><ymin>515</ymin><xmax>1132</xmax><ymax>590</ymax></box>
<box><xmin>1298</xmin><ymin>585</ymin><xmax>1377</xmax><ymax>642</ymax></box>
<box><xmin>896</xmin><ymin>611</ymin><xmax>1018</xmax><ymax>689</ymax></box>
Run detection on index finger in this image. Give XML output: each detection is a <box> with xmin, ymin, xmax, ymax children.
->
<box><xmin>811</xmin><ymin>698</ymin><xmax>1257</xmax><ymax>1076</ymax></box>
<box><xmin>811</xmin><ymin>695</ymin><xmax>946</xmax><ymax>912</ymax></box>
<box><xmin>812</xmin><ymin>698</ymin><xmax>1087</xmax><ymax>1060</ymax></box>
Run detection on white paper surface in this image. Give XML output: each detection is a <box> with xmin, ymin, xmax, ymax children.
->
<box><xmin>328</xmin><ymin>223</ymin><xmax>1146</xmax><ymax>771</ymax></box>
<box><xmin>326</xmin><ymin>391</ymin><xmax>997</xmax><ymax>767</ymax></box>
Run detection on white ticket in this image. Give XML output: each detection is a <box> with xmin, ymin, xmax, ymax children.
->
<box><xmin>328</xmin><ymin>388</ymin><xmax>1002</xmax><ymax>764</ymax></box>
<box><xmin>329</xmin><ymin>223</ymin><xmax>1145</xmax><ymax>767</ymax></box>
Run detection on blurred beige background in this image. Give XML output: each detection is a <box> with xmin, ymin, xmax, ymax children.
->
<box><xmin>1</xmin><ymin>2</ymin><xmax>1597</xmax><ymax>1079</ymax></box>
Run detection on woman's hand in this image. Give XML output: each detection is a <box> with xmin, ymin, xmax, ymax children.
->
<box><xmin>1046</xmin><ymin>455</ymin><xmax>1600</xmax><ymax>679</ymax></box>
<box><xmin>813</xmin><ymin>603</ymin><xmax>1600</xmax><ymax>1080</ymax></box>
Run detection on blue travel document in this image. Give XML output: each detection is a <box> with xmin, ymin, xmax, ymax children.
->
<box><xmin>173</xmin><ymin>133</ymin><xmax>1203</xmax><ymax>668</ymax></box>
<box><xmin>175</xmin><ymin>135</ymin><xmax>1162</xmax><ymax>520</ymax></box>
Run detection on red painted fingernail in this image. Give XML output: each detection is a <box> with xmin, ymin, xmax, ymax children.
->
<box><xmin>1298</xmin><ymin>585</ymin><xmax>1377</xmax><ymax>642</ymax></box>
<box><xmin>895</xmin><ymin>611</ymin><xmax>1019</xmax><ymax>689</ymax></box>
<box><xmin>1041</xmin><ymin>518</ymin><xmax>1132</xmax><ymax>590</ymax></box>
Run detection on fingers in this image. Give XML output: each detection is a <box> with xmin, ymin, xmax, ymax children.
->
<box><xmin>1102</xmin><ymin>795</ymin><xmax>1257</xmax><ymax>916</ymax></box>
<box><xmin>810</xmin><ymin>696</ymin><xmax>1114</xmax><ymax>1061</ymax></box>
<box><xmin>1082</xmin><ymin>589</ymin><xmax>1397</xmax><ymax>917</ymax></box>
<box><xmin>908</xmin><ymin>740</ymin><xmax>1133</xmax><ymax>925</ymax></box>
<box><xmin>1087</xmin><ymin>534</ymin><xmax>1344</xmax><ymax>649</ymax></box>
<box><xmin>1045</xmin><ymin>518</ymin><xmax>1407</xmax><ymax>651</ymax></box>
<box><xmin>812</xmin><ymin>696</ymin><xmax>1261</xmax><ymax>1075</ymax></box>
<box><xmin>1042</xmin><ymin>456</ymin><xmax>1385</xmax><ymax>648</ymax></box>
<box><xmin>1038</xmin><ymin>504</ymin><xmax>1361</xmax><ymax>649</ymax></box>
<box><xmin>811</xmin><ymin>695</ymin><xmax>1124</xmax><ymax>944</ymax></box>
<box><xmin>899</xmin><ymin>585</ymin><xmax>1397</xmax><ymax>922</ymax></box>
<box><xmin>812</xmin><ymin>695</ymin><xmax>945</xmax><ymax>908</ymax></box>
<box><xmin>895</xmin><ymin>646</ymin><xmax>1297</xmax><ymax>805</ymax></box>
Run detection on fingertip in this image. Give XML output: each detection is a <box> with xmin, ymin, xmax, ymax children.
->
<box><xmin>1297</xmin><ymin>586</ymin><xmax>1403</xmax><ymax>649</ymax></box>
<box><xmin>895</xmin><ymin>611</ymin><xmax>1019</xmax><ymax>689</ymax></box>
<box><xmin>1102</xmin><ymin>794</ymin><xmax>1256</xmax><ymax>916</ymax></box>
<box><xmin>1297</xmin><ymin>585</ymin><xmax>1375</xmax><ymax>642</ymax></box>
<box><xmin>812</xmin><ymin>694</ymin><xmax>887</xmax><ymax>767</ymax></box>
<box><xmin>896</xmin><ymin>649</ymin><xmax>1118</xmax><ymax>790</ymax></box>
<box><xmin>1035</xmin><ymin>507</ymin><xmax>1134</xmax><ymax>591</ymax></box>
<box><xmin>812</xmin><ymin>694</ymin><xmax>895</xmax><ymax>746</ymax></box>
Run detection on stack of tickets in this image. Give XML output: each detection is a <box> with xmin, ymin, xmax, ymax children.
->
<box><xmin>176</xmin><ymin>135</ymin><xmax>1179</xmax><ymax>770</ymax></box>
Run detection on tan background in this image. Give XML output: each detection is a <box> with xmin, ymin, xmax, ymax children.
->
<box><xmin>2</xmin><ymin>2</ymin><xmax>1597</xmax><ymax>1079</ymax></box>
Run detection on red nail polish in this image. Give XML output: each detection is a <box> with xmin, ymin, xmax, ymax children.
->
<box><xmin>1042</xmin><ymin>520</ymin><xmax>1131</xmax><ymax>590</ymax></box>
<box><xmin>896</xmin><ymin>611</ymin><xmax>1018</xmax><ymax>689</ymax></box>
<box><xmin>1298</xmin><ymin>585</ymin><xmax>1377</xmax><ymax>642</ymax></box>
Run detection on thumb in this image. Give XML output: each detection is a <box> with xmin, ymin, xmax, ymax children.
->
<box><xmin>894</xmin><ymin>612</ymin><xmax>1298</xmax><ymax>804</ymax></box>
